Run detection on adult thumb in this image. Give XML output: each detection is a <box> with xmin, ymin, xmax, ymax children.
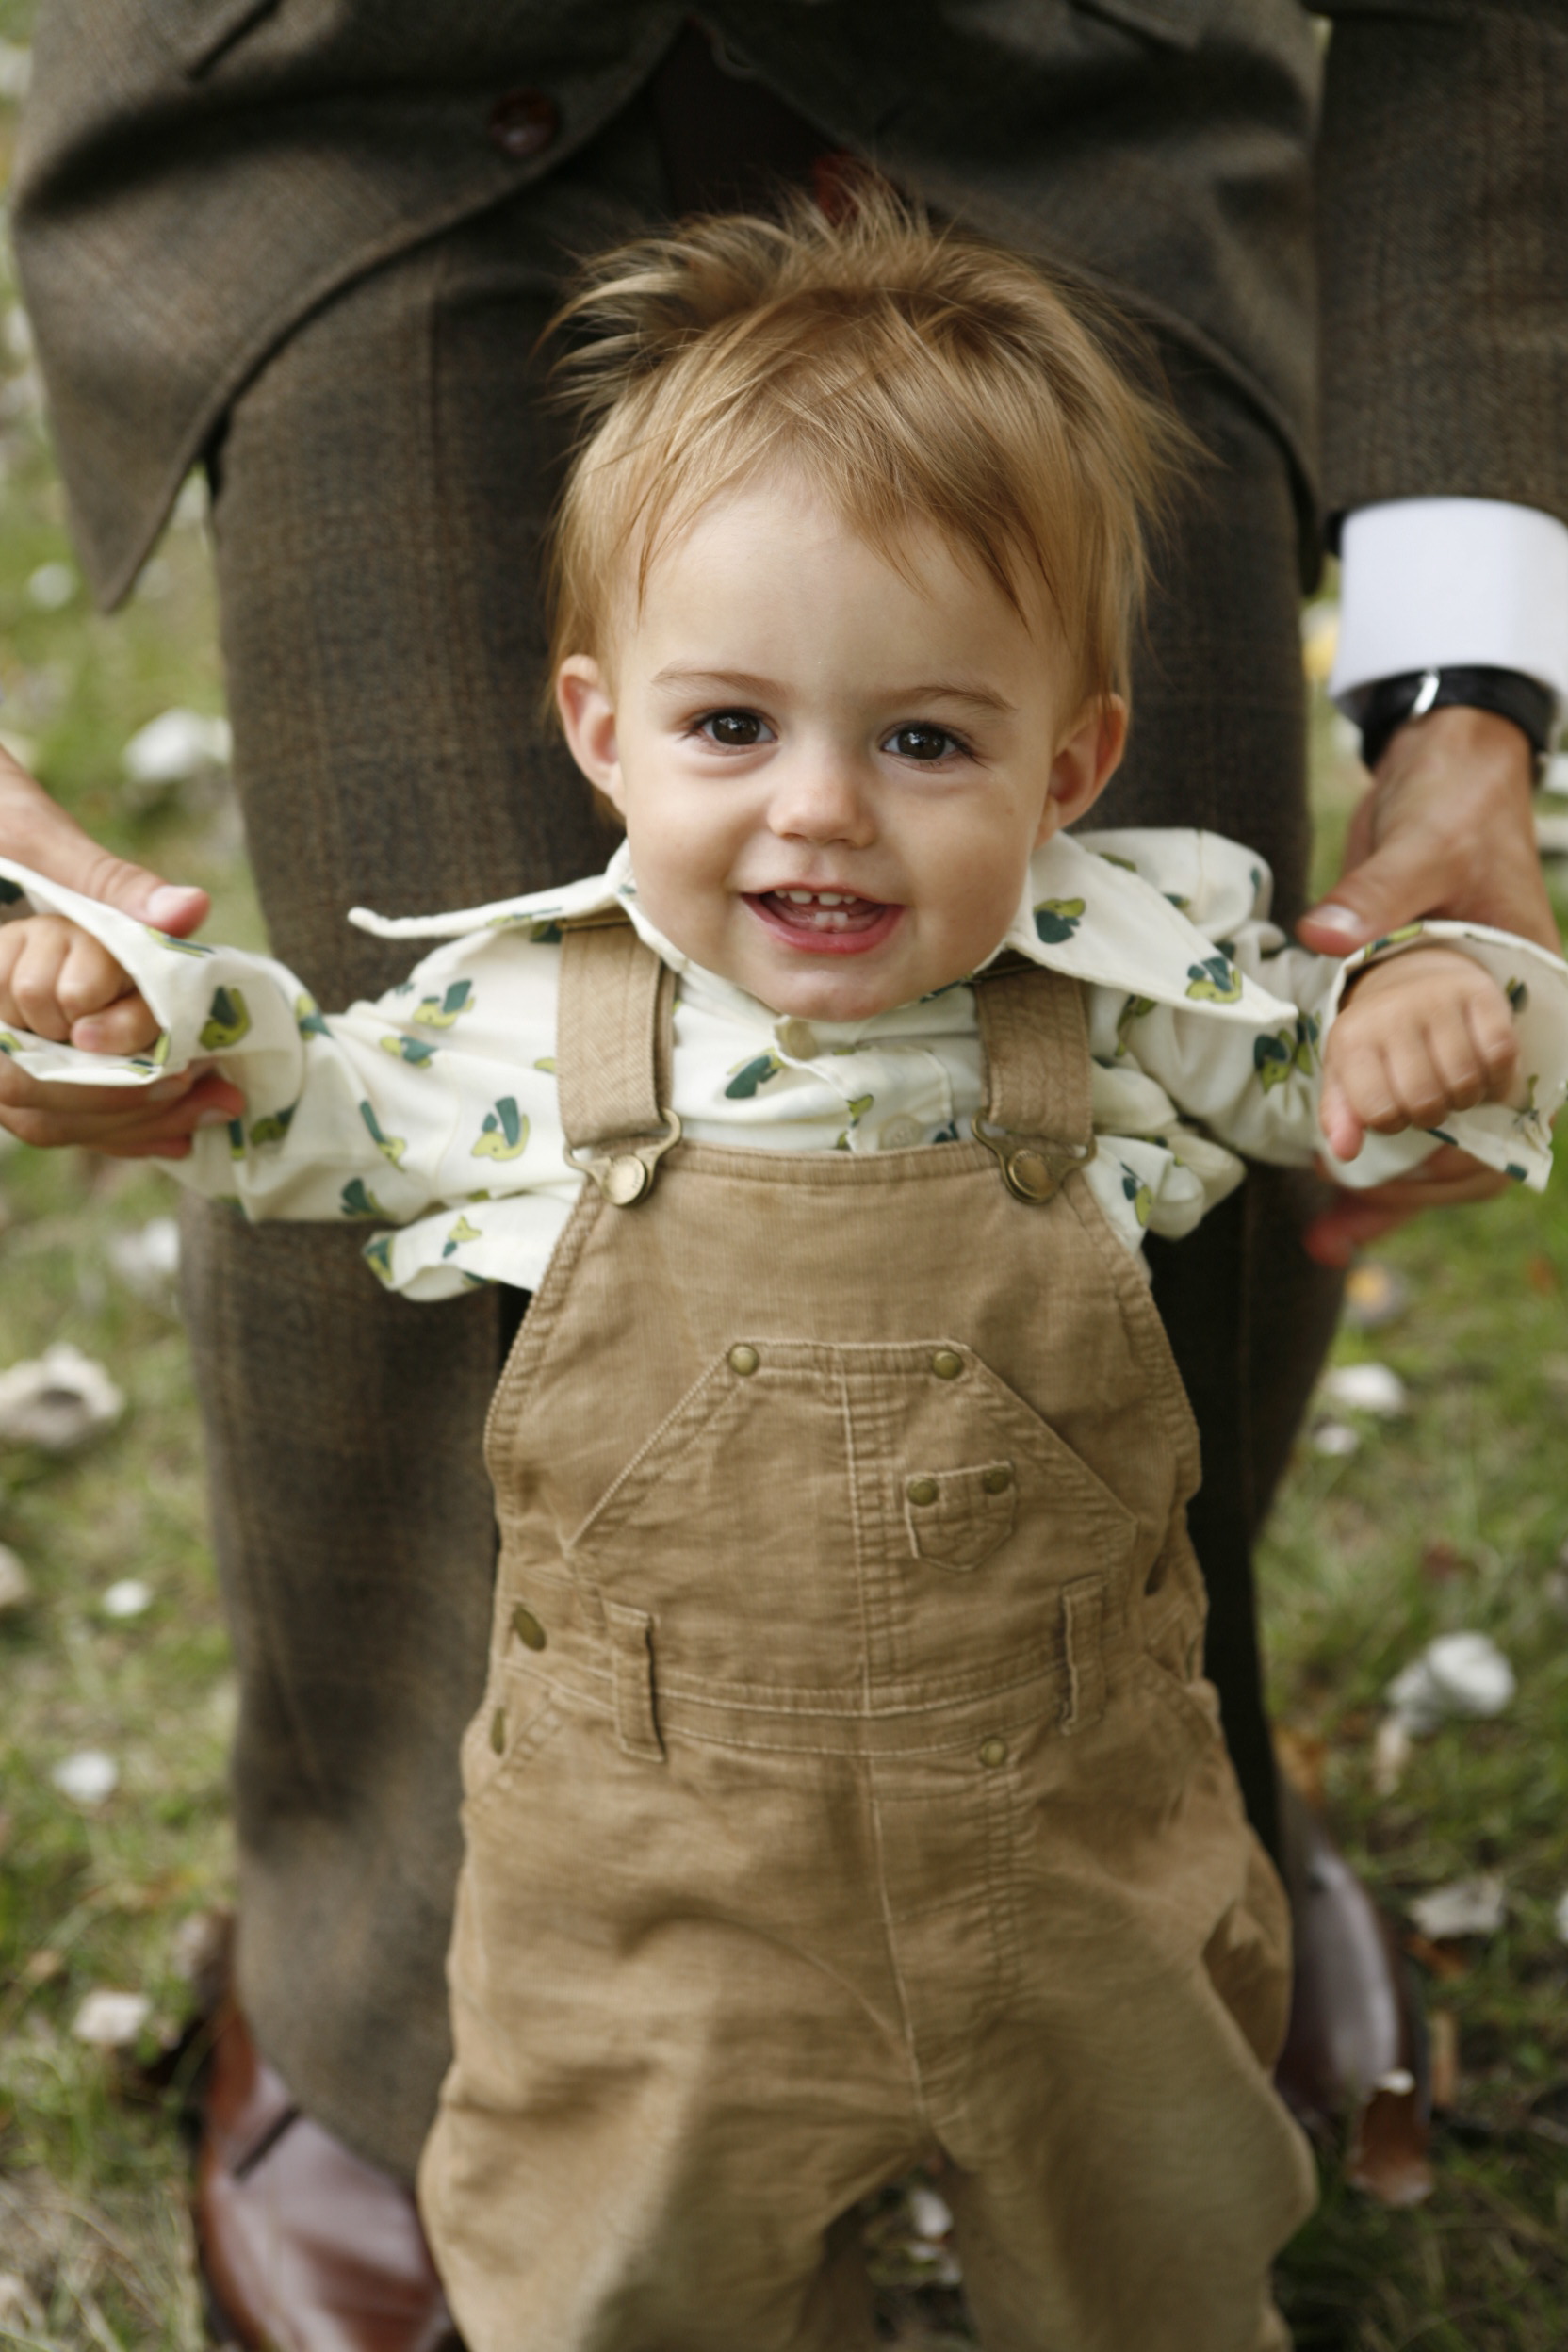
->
<box><xmin>0</xmin><ymin>758</ymin><xmax>209</xmax><ymax>934</ymax></box>
<box><xmin>1294</xmin><ymin>830</ymin><xmax>1432</xmax><ymax>957</ymax></box>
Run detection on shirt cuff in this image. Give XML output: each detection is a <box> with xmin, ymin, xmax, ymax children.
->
<box><xmin>1330</xmin><ymin>499</ymin><xmax>1568</xmax><ymax>712</ymax></box>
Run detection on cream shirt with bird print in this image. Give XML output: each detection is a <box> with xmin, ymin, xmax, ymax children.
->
<box><xmin>2</xmin><ymin>829</ymin><xmax>1563</xmax><ymax>1301</ymax></box>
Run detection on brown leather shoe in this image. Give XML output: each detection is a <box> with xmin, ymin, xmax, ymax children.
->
<box><xmin>194</xmin><ymin>2001</ymin><xmax>461</xmax><ymax>2352</ymax></box>
<box><xmin>1275</xmin><ymin>1783</ymin><xmax>1433</xmax><ymax>2205</ymax></box>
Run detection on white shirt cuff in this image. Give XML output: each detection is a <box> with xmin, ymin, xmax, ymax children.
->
<box><xmin>1330</xmin><ymin>498</ymin><xmax>1568</xmax><ymax>711</ymax></box>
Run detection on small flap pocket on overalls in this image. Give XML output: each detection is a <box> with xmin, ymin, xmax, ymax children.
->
<box><xmin>904</xmin><ymin>1460</ymin><xmax>1018</xmax><ymax>1573</ymax></box>
<box><xmin>1059</xmin><ymin>1576</ymin><xmax>1107</xmax><ymax>1735</ymax></box>
<box><xmin>605</xmin><ymin>1600</ymin><xmax>665</xmax><ymax>1764</ymax></box>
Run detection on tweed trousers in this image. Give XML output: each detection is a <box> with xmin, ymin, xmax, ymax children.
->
<box><xmin>178</xmin><ymin>98</ymin><xmax>1340</xmax><ymax>2179</ymax></box>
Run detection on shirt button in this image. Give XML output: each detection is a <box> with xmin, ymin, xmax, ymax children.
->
<box><xmin>511</xmin><ymin>1604</ymin><xmax>547</xmax><ymax>1653</ymax></box>
<box><xmin>775</xmin><ymin>1017</ymin><xmax>818</xmax><ymax>1060</ymax></box>
<box><xmin>728</xmin><ymin>1343</ymin><xmax>760</xmax><ymax>1376</ymax></box>
<box><xmin>907</xmin><ymin>1476</ymin><xmax>939</xmax><ymax>1506</ymax></box>
<box><xmin>878</xmin><ymin>1115</ymin><xmax>922</xmax><ymax>1151</ymax></box>
<box><xmin>487</xmin><ymin>89</ymin><xmax>560</xmax><ymax>159</ymax></box>
<box><xmin>982</xmin><ymin>1465</ymin><xmax>1013</xmax><ymax>1494</ymax></box>
<box><xmin>930</xmin><ymin>1348</ymin><xmax>964</xmax><ymax>1380</ymax></box>
<box><xmin>978</xmin><ymin>1736</ymin><xmax>1008</xmax><ymax>1768</ymax></box>
<box><xmin>489</xmin><ymin>1707</ymin><xmax>507</xmax><ymax>1755</ymax></box>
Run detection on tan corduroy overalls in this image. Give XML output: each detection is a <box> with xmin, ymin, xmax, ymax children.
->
<box><xmin>418</xmin><ymin>921</ymin><xmax>1317</xmax><ymax>2352</ymax></box>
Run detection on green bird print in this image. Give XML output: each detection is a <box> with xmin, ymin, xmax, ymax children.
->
<box><xmin>1120</xmin><ymin>1163</ymin><xmax>1152</xmax><ymax>1228</ymax></box>
<box><xmin>200</xmin><ymin>985</ymin><xmax>251</xmax><ymax>1050</ymax></box>
<box><xmin>412</xmin><ymin>979</ymin><xmax>472</xmax><ymax>1030</ymax></box>
<box><xmin>380</xmin><ymin>1033</ymin><xmax>438</xmax><ymax>1067</ymax></box>
<box><xmin>1252</xmin><ymin>1014</ymin><xmax>1317</xmax><ymax>1093</ymax></box>
<box><xmin>1115</xmin><ymin>995</ymin><xmax>1154</xmax><ymax>1057</ymax></box>
<box><xmin>362</xmin><ymin>1235</ymin><xmax>396</xmax><ymax>1284</ymax></box>
<box><xmin>144</xmin><ymin>926</ymin><xmax>213</xmax><ymax>956</ymax></box>
<box><xmin>1033</xmin><ymin>897</ymin><xmax>1086</xmax><ymax>944</ymax></box>
<box><xmin>340</xmin><ymin>1177</ymin><xmax>388</xmax><ymax>1219</ymax></box>
<box><xmin>442</xmin><ymin>1214</ymin><xmax>483</xmax><ymax>1259</ymax></box>
<box><xmin>295</xmin><ymin>992</ymin><xmax>330</xmax><ymax>1038</ymax></box>
<box><xmin>358</xmin><ymin>1100</ymin><xmax>408</xmax><ymax>1165</ymax></box>
<box><xmin>472</xmin><ymin>1097</ymin><xmax>529</xmax><ymax>1161</ymax></box>
<box><xmin>249</xmin><ymin>1103</ymin><xmax>297</xmax><ymax>1147</ymax></box>
<box><xmin>1184</xmin><ymin>956</ymin><xmax>1242</xmax><ymax>1004</ymax></box>
<box><xmin>725</xmin><ymin>1051</ymin><xmax>784</xmax><ymax>1099</ymax></box>
<box><xmin>0</xmin><ymin>1030</ymin><xmax>19</xmax><ymax>1055</ymax></box>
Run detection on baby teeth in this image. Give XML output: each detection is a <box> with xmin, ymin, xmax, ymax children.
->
<box><xmin>781</xmin><ymin>890</ymin><xmax>852</xmax><ymax>906</ymax></box>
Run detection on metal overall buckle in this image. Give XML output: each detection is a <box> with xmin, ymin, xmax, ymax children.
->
<box><xmin>563</xmin><ymin>1108</ymin><xmax>683</xmax><ymax>1207</ymax></box>
<box><xmin>972</xmin><ymin>1119</ymin><xmax>1096</xmax><ymax>1204</ymax></box>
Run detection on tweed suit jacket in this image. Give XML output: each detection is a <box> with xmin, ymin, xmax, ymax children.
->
<box><xmin>10</xmin><ymin>0</ymin><xmax>1568</xmax><ymax>610</ymax></box>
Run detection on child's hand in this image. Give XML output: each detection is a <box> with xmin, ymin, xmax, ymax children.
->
<box><xmin>0</xmin><ymin>912</ymin><xmax>160</xmax><ymax>1054</ymax></box>
<box><xmin>1319</xmin><ymin>945</ymin><xmax>1520</xmax><ymax>1164</ymax></box>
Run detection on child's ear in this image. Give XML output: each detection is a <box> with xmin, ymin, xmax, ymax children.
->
<box><xmin>1037</xmin><ymin>694</ymin><xmax>1128</xmax><ymax>843</ymax></box>
<box><xmin>556</xmin><ymin>657</ymin><xmax>625</xmax><ymax>814</ymax></box>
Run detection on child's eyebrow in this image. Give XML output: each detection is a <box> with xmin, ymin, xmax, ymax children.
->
<box><xmin>648</xmin><ymin>665</ymin><xmax>1017</xmax><ymax>719</ymax></box>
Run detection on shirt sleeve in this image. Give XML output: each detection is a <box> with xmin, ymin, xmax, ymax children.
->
<box><xmin>0</xmin><ymin>856</ymin><xmax>568</xmax><ymax>1230</ymax></box>
<box><xmin>1081</xmin><ymin>831</ymin><xmax>1568</xmax><ymax>1192</ymax></box>
<box><xmin>1330</xmin><ymin>498</ymin><xmax>1568</xmax><ymax>710</ymax></box>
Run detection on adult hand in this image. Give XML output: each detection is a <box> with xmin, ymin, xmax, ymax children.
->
<box><xmin>1297</xmin><ymin>707</ymin><xmax>1554</xmax><ymax>1261</ymax></box>
<box><xmin>0</xmin><ymin>745</ymin><xmax>245</xmax><ymax>1153</ymax></box>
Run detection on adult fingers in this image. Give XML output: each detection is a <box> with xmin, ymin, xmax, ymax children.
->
<box><xmin>0</xmin><ymin>747</ymin><xmax>209</xmax><ymax>934</ymax></box>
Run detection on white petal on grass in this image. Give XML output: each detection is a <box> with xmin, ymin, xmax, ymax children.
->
<box><xmin>1322</xmin><ymin>1362</ymin><xmax>1408</xmax><ymax>1416</ymax></box>
<box><xmin>1387</xmin><ymin>1632</ymin><xmax>1516</xmax><ymax>1735</ymax></box>
<box><xmin>108</xmin><ymin>1214</ymin><xmax>181</xmax><ymax>1302</ymax></box>
<box><xmin>1409</xmin><ymin>1874</ymin><xmax>1507</xmax><ymax>1940</ymax></box>
<box><xmin>51</xmin><ymin>1749</ymin><xmax>119</xmax><ymax>1806</ymax></box>
<box><xmin>122</xmin><ymin>707</ymin><xmax>231</xmax><ymax>792</ymax></box>
<box><xmin>1309</xmin><ymin>1418</ymin><xmax>1360</xmax><ymax>1459</ymax></box>
<box><xmin>0</xmin><ymin>1344</ymin><xmax>125</xmax><ymax>1450</ymax></box>
<box><xmin>102</xmin><ymin>1577</ymin><xmax>152</xmax><ymax>1620</ymax></box>
<box><xmin>71</xmin><ymin>1989</ymin><xmax>151</xmax><ymax>2048</ymax></box>
<box><xmin>0</xmin><ymin>38</ymin><xmax>32</xmax><ymax>100</ymax></box>
<box><xmin>0</xmin><ymin>2274</ymin><xmax>42</xmax><ymax>2333</ymax></box>
<box><xmin>908</xmin><ymin>2185</ymin><xmax>954</xmax><ymax>2241</ymax></box>
<box><xmin>1554</xmin><ymin>1890</ymin><xmax>1568</xmax><ymax>1945</ymax></box>
<box><xmin>0</xmin><ymin>1543</ymin><xmax>32</xmax><ymax>1613</ymax></box>
<box><xmin>25</xmin><ymin>560</ymin><xmax>75</xmax><ymax>611</ymax></box>
<box><xmin>1372</xmin><ymin>1715</ymin><xmax>1413</xmax><ymax>1797</ymax></box>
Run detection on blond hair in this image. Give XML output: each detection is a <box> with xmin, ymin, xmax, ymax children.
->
<box><xmin>544</xmin><ymin>179</ymin><xmax>1190</xmax><ymax>711</ymax></box>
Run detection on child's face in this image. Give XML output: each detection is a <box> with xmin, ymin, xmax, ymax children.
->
<box><xmin>557</xmin><ymin>477</ymin><xmax>1125</xmax><ymax>1021</ymax></box>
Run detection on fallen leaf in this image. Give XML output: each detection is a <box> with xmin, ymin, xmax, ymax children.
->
<box><xmin>1429</xmin><ymin>2009</ymin><xmax>1460</xmax><ymax>2111</ymax></box>
<box><xmin>1386</xmin><ymin>1632</ymin><xmax>1515</xmax><ymax>1734</ymax></box>
<box><xmin>71</xmin><ymin>1989</ymin><xmax>152</xmax><ymax>2049</ymax></box>
<box><xmin>1419</xmin><ymin>1540</ymin><xmax>1469</xmax><ymax>1585</ymax></box>
<box><xmin>1347</xmin><ymin>2078</ymin><xmax>1433</xmax><ymax>2207</ymax></box>
<box><xmin>0</xmin><ymin>1543</ymin><xmax>32</xmax><ymax>1613</ymax></box>
<box><xmin>1344</xmin><ymin>1262</ymin><xmax>1409</xmax><ymax>1331</ymax></box>
<box><xmin>0</xmin><ymin>1346</ymin><xmax>124</xmax><ymax>1451</ymax></box>
<box><xmin>1408</xmin><ymin>1873</ymin><xmax>1506</xmax><ymax>1941</ymax></box>
<box><xmin>1322</xmin><ymin>1362</ymin><xmax>1408</xmax><ymax>1416</ymax></box>
<box><xmin>50</xmin><ymin>1749</ymin><xmax>119</xmax><ymax>1806</ymax></box>
<box><xmin>1527</xmin><ymin>1253</ymin><xmax>1560</xmax><ymax>1296</ymax></box>
<box><xmin>100</xmin><ymin>1578</ymin><xmax>152</xmax><ymax>1621</ymax></box>
<box><xmin>1403</xmin><ymin>1933</ymin><xmax>1471</xmax><ymax>1983</ymax></box>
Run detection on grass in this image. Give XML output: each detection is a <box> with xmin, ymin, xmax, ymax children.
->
<box><xmin>1</xmin><ymin>18</ymin><xmax>1567</xmax><ymax>2346</ymax></box>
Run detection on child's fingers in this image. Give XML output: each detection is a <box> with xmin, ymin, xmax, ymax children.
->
<box><xmin>56</xmin><ymin>926</ymin><xmax>139</xmax><ymax>1026</ymax></box>
<box><xmin>1463</xmin><ymin>986</ymin><xmax>1522</xmax><ymax>1102</ymax></box>
<box><xmin>1379</xmin><ymin>1030</ymin><xmax>1457</xmax><ymax>1130</ymax></box>
<box><xmin>71</xmin><ymin>993</ymin><xmax>162</xmax><ymax>1054</ymax></box>
<box><xmin>1317</xmin><ymin>1071</ymin><xmax>1364</xmax><ymax>1162</ymax></box>
<box><xmin>1</xmin><ymin>920</ymin><xmax>74</xmax><ymax>1042</ymax></box>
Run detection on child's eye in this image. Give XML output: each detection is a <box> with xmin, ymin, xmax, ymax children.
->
<box><xmin>885</xmin><ymin>723</ymin><xmax>965</xmax><ymax>763</ymax></box>
<box><xmin>698</xmin><ymin>710</ymin><xmax>770</xmax><ymax>748</ymax></box>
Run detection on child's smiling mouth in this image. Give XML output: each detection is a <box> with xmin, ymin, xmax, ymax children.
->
<box><xmin>746</xmin><ymin>889</ymin><xmax>903</xmax><ymax>955</ymax></box>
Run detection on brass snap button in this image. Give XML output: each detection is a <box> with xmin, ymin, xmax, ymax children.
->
<box><xmin>906</xmin><ymin>1476</ymin><xmax>939</xmax><ymax>1507</ymax></box>
<box><xmin>603</xmin><ymin>1154</ymin><xmax>648</xmax><ymax>1206</ymax></box>
<box><xmin>775</xmin><ymin>1017</ymin><xmax>818</xmax><ymax>1060</ymax></box>
<box><xmin>978</xmin><ymin>1736</ymin><xmax>1007</xmax><ymax>1769</ymax></box>
<box><xmin>487</xmin><ymin>89</ymin><xmax>560</xmax><ymax>159</ymax></box>
<box><xmin>1005</xmin><ymin>1149</ymin><xmax>1055</xmax><ymax>1202</ymax></box>
<box><xmin>511</xmin><ymin>1604</ymin><xmax>547</xmax><ymax>1653</ymax></box>
<box><xmin>930</xmin><ymin>1348</ymin><xmax>964</xmax><ymax>1380</ymax></box>
<box><xmin>728</xmin><ymin>1343</ymin><xmax>760</xmax><ymax>1376</ymax></box>
<box><xmin>489</xmin><ymin>1707</ymin><xmax>507</xmax><ymax>1755</ymax></box>
<box><xmin>982</xmin><ymin>1465</ymin><xmax>1013</xmax><ymax>1494</ymax></box>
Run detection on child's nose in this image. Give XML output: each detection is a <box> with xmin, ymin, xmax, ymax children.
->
<box><xmin>766</xmin><ymin>755</ymin><xmax>875</xmax><ymax>845</ymax></box>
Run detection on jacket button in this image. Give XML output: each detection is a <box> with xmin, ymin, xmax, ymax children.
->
<box><xmin>489</xmin><ymin>1707</ymin><xmax>507</xmax><ymax>1755</ymax></box>
<box><xmin>982</xmin><ymin>1465</ymin><xmax>1013</xmax><ymax>1494</ymax></box>
<box><xmin>907</xmin><ymin>1477</ymin><xmax>939</xmax><ymax>1507</ymax></box>
<box><xmin>930</xmin><ymin>1348</ymin><xmax>963</xmax><ymax>1380</ymax></box>
<box><xmin>728</xmin><ymin>1343</ymin><xmax>760</xmax><ymax>1376</ymax></box>
<box><xmin>488</xmin><ymin>89</ymin><xmax>560</xmax><ymax>159</ymax></box>
<box><xmin>978</xmin><ymin>1736</ymin><xmax>1008</xmax><ymax>1768</ymax></box>
<box><xmin>511</xmin><ymin>1604</ymin><xmax>547</xmax><ymax>1652</ymax></box>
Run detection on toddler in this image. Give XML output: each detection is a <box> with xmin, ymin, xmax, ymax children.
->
<box><xmin>3</xmin><ymin>192</ymin><xmax>1564</xmax><ymax>2352</ymax></box>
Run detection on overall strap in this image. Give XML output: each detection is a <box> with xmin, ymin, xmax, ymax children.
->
<box><xmin>557</xmin><ymin>916</ymin><xmax>679</xmax><ymax>1206</ymax></box>
<box><xmin>972</xmin><ymin>960</ymin><xmax>1097</xmax><ymax>1203</ymax></box>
